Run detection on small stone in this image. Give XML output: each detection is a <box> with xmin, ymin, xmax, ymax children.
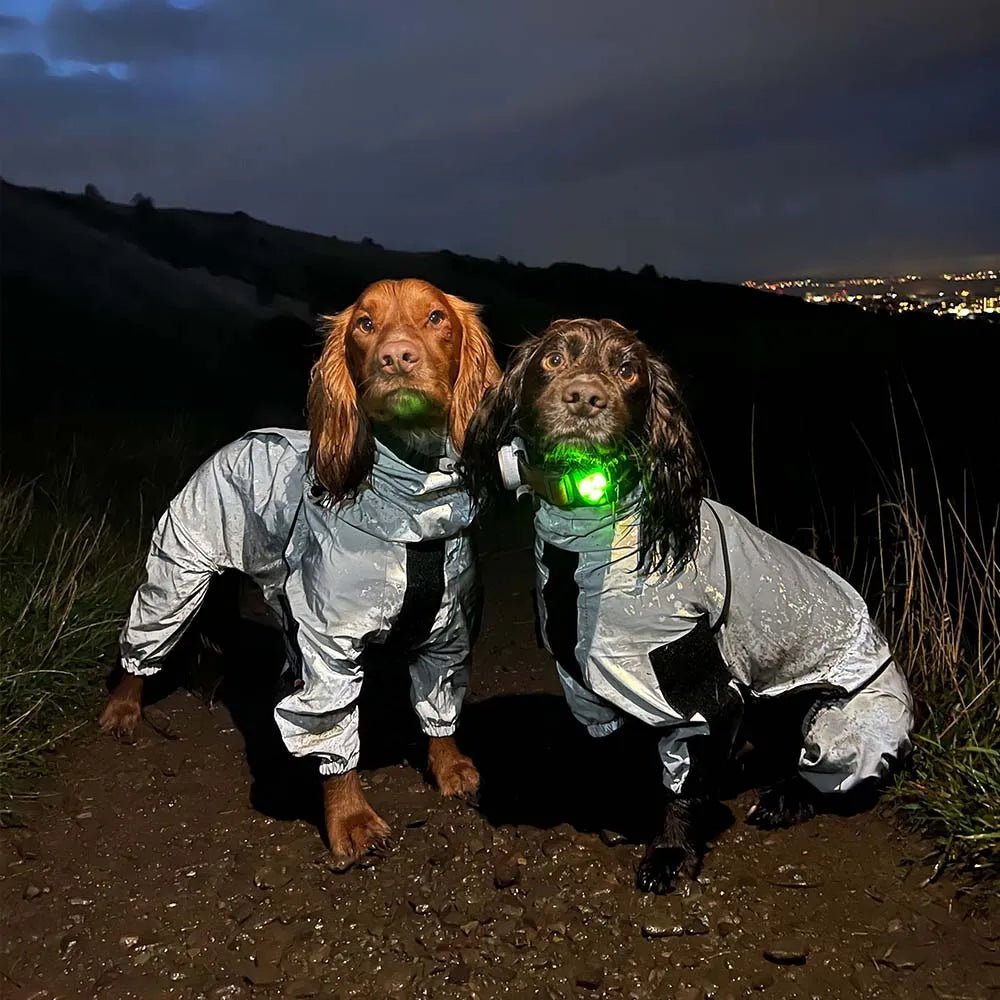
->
<box><xmin>642</xmin><ymin>923</ymin><xmax>685</xmax><ymax>939</ymax></box>
<box><xmin>59</xmin><ymin>935</ymin><xmax>80</xmax><ymax>957</ymax></box>
<box><xmin>285</xmin><ymin>981</ymin><xmax>321</xmax><ymax>998</ymax></box>
<box><xmin>253</xmin><ymin>865</ymin><xmax>291</xmax><ymax>890</ymax></box>
<box><xmin>439</xmin><ymin>908</ymin><xmax>466</xmax><ymax>927</ymax></box>
<box><xmin>886</xmin><ymin>917</ymin><xmax>905</xmax><ymax>934</ymax></box>
<box><xmin>232</xmin><ymin>901</ymin><xmax>254</xmax><ymax>924</ymax></box>
<box><xmin>575</xmin><ymin>966</ymin><xmax>604</xmax><ymax>990</ymax></box>
<box><xmin>752</xmin><ymin>972</ymin><xmax>776</xmax><ymax>991</ymax></box>
<box><xmin>75</xmin><ymin>811</ymin><xmax>93</xmax><ymax>820</ymax></box>
<box><xmin>246</xmin><ymin>960</ymin><xmax>283</xmax><ymax>985</ymax></box>
<box><xmin>542</xmin><ymin>836</ymin><xmax>573</xmax><ymax>859</ymax></box>
<box><xmin>375</xmin><ymin>962</ymin><xmax>414</xmax><ymax>992</ymax></box>
<box><xmin>683</xmin><ymin>918</ymin><xmax>711</xmax><ymax>936</ymax></box>
<box><xmin>14</xmin><ymin>837</ymin><xmax>40</xmax><ymax>860</ymax></box>
<box><xmin>492</xmin><ymin>918</ymin><xmax>517</xmax><ymax>940</ymax></box>
<box><xmin>208</xmin><ymin>982</ymin><xmax>250</xmax><ymax>999</ymax></box>
<box><xmin>494</xmin><ymin>855</ymin><xmax>522</xmax><ymax>889</ymax></box>
<box><xmin>448</xmin><ymin>963</ymin><xmax>471</xmax><ymax>984</ymax></box>
<box><xmin>876</xmin><ymin>945</ymin><xmax>928</xmax><ymax>971</ymax></box>
<box><xmin>599</xmin><ymin>829</ymin><xmax>628</xmax><ymax>846</ymax></box>
<box><xmin>408</xmin><ymin>899</ymin><xmax>431</xmax><ymax>915</ymax></box>
<box><xmin>23</xmin><ymin>884</ymin><xmax>42</xmax><ymax>900</ymax></box>
<box><xmin>499</xmin><ymin>901</ymin><xmax>525</xmax><ymax>919</ymax></box>
<box><xmin>764</xmin><ymin>942</ymin><xmax>809</xmax><ymax>965</ymax></box>
<box><xmin>119</xmin><ymin>934</ymin><xmax>141</xmax><ymax>950</ymax></box>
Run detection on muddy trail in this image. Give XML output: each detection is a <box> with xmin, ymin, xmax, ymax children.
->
<box><xmin>1</xmin><ymin>514</ymin><xmax>997</xmax><ymax>1000</ymax></box>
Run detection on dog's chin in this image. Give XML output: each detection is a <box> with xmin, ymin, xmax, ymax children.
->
<box><xmin>366</xmin><ymin>387</ymin><xmax>446</xmax><ymax>429</ymax></box>
<box><xmin>537</xmin><ymin>429</ymin><xmax>623</xmax><ymax>466</ymax></box>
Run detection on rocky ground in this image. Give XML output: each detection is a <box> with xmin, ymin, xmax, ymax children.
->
<box><xmin>1</xmin><ymin>522</ymin><xmax>997</xmax><ymax>999</ymax></box>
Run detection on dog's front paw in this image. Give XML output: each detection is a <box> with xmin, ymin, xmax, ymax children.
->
<box><xmin>433</xmin><ymin>756</ymin><xmax>480</xmax><ymax>802</ymax></box>
<box><xmin>636</xmin><ymin>842</ymin><xmax>700</xmax><ymax>894</ymax></box>
<box><xmin>98</xmin><ymin>695</ymin><xmax>141</xmax><ymax>743</ymax></box>
<box><xmin>747</xmin><ymin>780</ymin><xmax>817</xmax><ymax>829</ymax></box>
<box><xmin>327</xmin><ymin>808</ymin><xmax>394</xmax><ymax>872</ymax></box>
<box><xmin>427</xmin><ymin>736</ymin><xmax>480</xmax><ymax>803</ymax></box>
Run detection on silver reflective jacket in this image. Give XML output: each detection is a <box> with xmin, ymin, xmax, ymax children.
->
<box><xmin>120</xmin><ymin>429</ymin><xmax>479</xmax><ymax>775</ymax></box>
<box><xmin>534</xmin><ymin>494</ymin><xmax>912</xmax><ymax>794</ymax></box>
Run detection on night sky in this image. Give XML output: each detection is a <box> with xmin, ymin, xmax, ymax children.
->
<box><xmin>1</xmin><ymin>1</ymin><xmax>997</xmax><ymax>281</ymax></box>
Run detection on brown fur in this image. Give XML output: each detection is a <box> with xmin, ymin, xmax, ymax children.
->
<box><xmin>309</xmin><ymin>279</ymin><xmax>500</xmax><ymax>503</ymax></box>
<box><xmin>101</xmin><ymin>278</ymin><xmax>498</xmax><ymax>870</ymax></box>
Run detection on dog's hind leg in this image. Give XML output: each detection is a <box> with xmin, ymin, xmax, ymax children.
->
<box><xmin>98</xmin><ymin>671</ymin><xmax>144</xmax><ymax>742</ymax></box>
<box><xmin>747</xmin><ymin>775</ymin><xmax>819</xmax><ymax>828</ymax></box>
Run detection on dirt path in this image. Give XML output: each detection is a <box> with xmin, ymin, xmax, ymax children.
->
<box><xmin>2</xmin><ymin>520</ymin><xmax>997</xmax><ymax>1000</ymax></box>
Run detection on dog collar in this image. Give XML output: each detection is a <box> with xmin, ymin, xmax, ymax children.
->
<box><xmin>497</xmin><ymin>436</ymin><xmax>636</xmax><ymax>508</ymax></box>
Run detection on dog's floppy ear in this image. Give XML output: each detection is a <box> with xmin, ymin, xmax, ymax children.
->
<box><xmin>444</xmin><ymin>293</ymin><xmax>502</xmax><ymax>452</ymax></box>
<box><xmin>460</xmin><ymin>337</ymin><xmax>539</xmax><ymax>510</ymax></box>
<box><xmin>639</xmin><ymin>353</ymin><xmax>706</xmax><ymax>572</ymax></box>
<box><xmin>307</xmin><ymin>308</ymin><xmax>374</xmax><ymax>504</ymax></box>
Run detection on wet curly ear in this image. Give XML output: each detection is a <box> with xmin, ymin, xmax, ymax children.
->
<box><xmin>444</xmin><ymin>293</ymin><xmax>502</xmax><ymax>451</ymax></box>
<box><xmin>639</xmin><ymin>353</ymin><xmax>706</xmax><ymax>572</ymax></box>
<box><xmin>307</xmin><ymin>310</ymin><xmax>374</xmax><ymax>504</ymax></box>
<box><xmin>459</xmin><ymin>338</ymin><xmax>540</xmax><ymax>510</ymax></box>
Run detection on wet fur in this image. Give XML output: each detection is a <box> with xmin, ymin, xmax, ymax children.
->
<box><xmin>463</xmin><ymin>317</ymin><xmax>705</xmax><ymax>572</ymax></box>
<box><xmin>463</xmin><ymin>318</ymin><xmax>823</xmax><ymax>892</ymax></box>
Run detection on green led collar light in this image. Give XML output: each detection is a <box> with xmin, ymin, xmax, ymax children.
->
<box><xmin>573</xmin><ymin>468</ymin><xmax>611</xmax><ymax>505</ymax></box>
<box><xmin>501</xmin><ymin>438</ymin><xmax>627</xmax><ymax>508</ymax></box>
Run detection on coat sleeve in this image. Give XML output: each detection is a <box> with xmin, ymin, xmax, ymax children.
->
<box><xmin>119</xmin><ymin>434</ymin><xmax>297</xmax><ymax>676</ymax></box>
<box><xmin>273</xmin><ymin>607</ymin><xmax>366</xmax><ymax>777</ymax></box>
<box><xmin>273</xmin><ymin>508</ymin><xmax>385</xmax><ymax>777</ymax></box>
<box><xmin>556</xmin><ymin>667</ymin><xmax>625</xmax><ymax>737</ymax></box>
<box><xmin>407</xmin><ymin>535</ymin><xmax>478</xmax><ymax>738</ymax></box>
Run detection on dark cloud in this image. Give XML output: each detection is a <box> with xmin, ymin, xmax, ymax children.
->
<box><xmin>44</xmin><ymin>0</ymin><xmax>213</xmax><ymax>63</ymax></box>
<box><xmin>0</xmin><ymin>0</ymin><xmax>997</xmax><ymax>279</ymax></box>
<box><xmin>0</xmin><ymin>13</ymin><xmax>31</xmax><ymax>33</ymax></box>
<box><xmin>0</xmin><ymin>50</ymin><xmax>45</xmax><ymax>79</ymax></box>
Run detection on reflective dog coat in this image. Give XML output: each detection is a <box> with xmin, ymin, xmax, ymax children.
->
<box><xmin>534</xmin><ymin>494</ymin><xmax>913</xmax><ymax>795</ymax></box>
<box><xmin>120</xmin><ymin>429</ymin><xmax>480</xmax><ymax>775</ymax></box>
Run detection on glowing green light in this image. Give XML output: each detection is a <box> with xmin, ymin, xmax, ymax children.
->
<box><xmin>575</xmin><ymin>469</ymin><xmax>610</xmax><ymax>504</ymax></box>
<box><xmin>387</xmin><ymin>388</ymin><xmax>429</xmax><ymax>420</ymax></box>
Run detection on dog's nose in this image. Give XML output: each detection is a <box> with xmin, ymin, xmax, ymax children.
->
<box><xmin>562</xmin><ymin>377</ymin><xmax>608</xmax><ymax>416</ymax></box>
<box><xmin>379</xmin><ymin>339</ymin><xmax>422</xmax><ymax>374</ymax></box>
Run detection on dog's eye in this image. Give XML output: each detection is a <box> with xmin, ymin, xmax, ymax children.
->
<box><xmin>542</xmin><ymin>353</ymin><xmax>564</xmax><ymax>371</ymax></box>
<box><xmin>356</xmin><ymin>316</ymin><xmax>374</xmax><ymax>333</ymax></box>
<box><xmin>428</xmin><ymin>309</ymin><xmax>446</xmax><ymax>327</ymax></box>
<box><xmin>618</xmin><ymin>361</ymin><xmax>639</xmax><ymax>382</ymax></box>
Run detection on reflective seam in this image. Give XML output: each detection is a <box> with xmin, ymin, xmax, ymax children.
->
<box><xmin>705</xmin><ymin>501</ymin><xmax>732</xmax><ymax>634</ymax></box>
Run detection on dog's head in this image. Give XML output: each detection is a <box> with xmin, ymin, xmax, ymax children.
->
<box><xmin>463</xmin><ymin>317</ymin><xmax>706</xmax><ymax>571</ymax></box>
<box><xmin>308</xmin><ymin>278</ymin><xmax>500</xmax><ymax>503</ymax></box>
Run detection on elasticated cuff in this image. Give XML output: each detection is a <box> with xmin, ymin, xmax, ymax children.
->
<box><xmin>587</xmin><ymin>717</ymin><xmax>625</xmax><ymax>738</ymax></box>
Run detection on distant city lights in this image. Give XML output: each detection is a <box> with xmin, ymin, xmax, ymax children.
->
<box><xmin>742</xmin><ymin>270</ymin><xmax>999</xmax><ymax>322</ymax></box>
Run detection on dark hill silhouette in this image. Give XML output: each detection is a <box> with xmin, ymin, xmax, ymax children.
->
<box><xmin>2</xmin><ymin>178</ymin><xmax>994</xmax><ymax>535</ymax></box>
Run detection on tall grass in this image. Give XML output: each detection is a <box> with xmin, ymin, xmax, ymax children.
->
<box><xmin>0</xmin><ymin>478</ymin><xmax>141</xmax><ymax>799</ymax></box>
<box><xmin>870</xmin><ymin>463</ymin><xmax>999</xmax><ymax>886</ymax></box>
